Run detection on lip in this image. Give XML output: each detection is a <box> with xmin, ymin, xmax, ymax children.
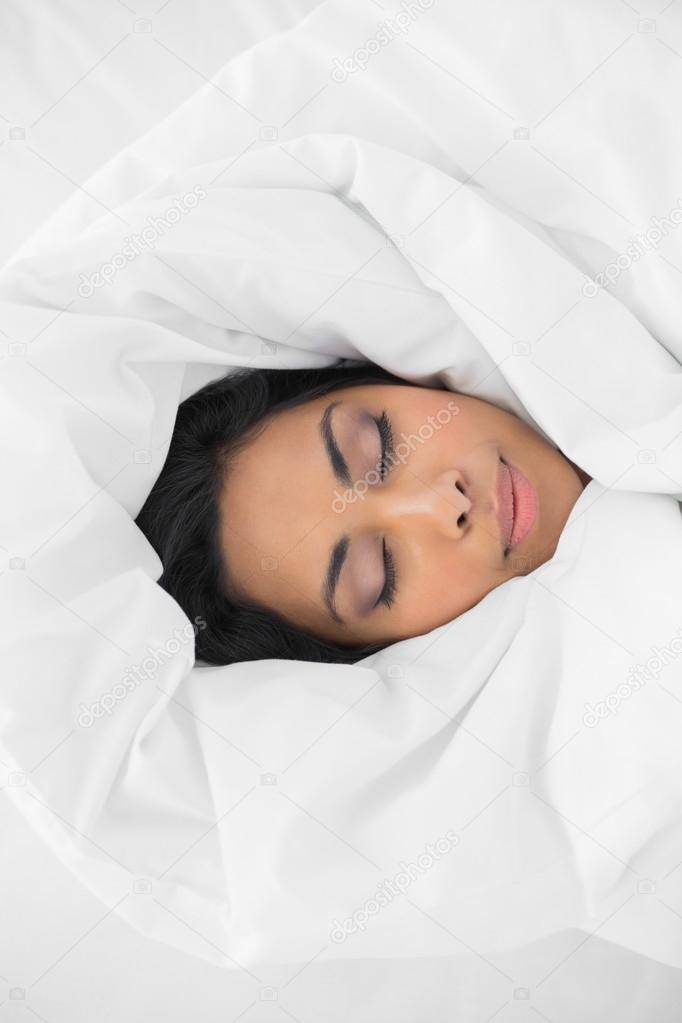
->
<box><xmin>496</xmin><ymin>458</ymin><xmax>538</xmax><ymax>554</ymax></box>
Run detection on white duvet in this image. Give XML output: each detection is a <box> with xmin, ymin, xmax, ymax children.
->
<box><xmin>3</xmin><ymin>0</ymin><xmax>682</xmax><ymax>1016</ymax></box>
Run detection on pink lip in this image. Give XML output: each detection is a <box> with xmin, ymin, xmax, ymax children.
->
<box><xmin>496</xmin><ymin>459</ymin><xmax>538</xmax><ymax>553</ymax></box>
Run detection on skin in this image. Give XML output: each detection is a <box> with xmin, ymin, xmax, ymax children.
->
<box><xmin>218</xmin><ymin>384</ymin><xmax>591</xmax><ymax>648</ymax></box>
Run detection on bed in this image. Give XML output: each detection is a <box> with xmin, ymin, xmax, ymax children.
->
<box><xmin>3</xmin><ymin>1</ymin><xmax>682</xmax><ymax>1019</ymax></box>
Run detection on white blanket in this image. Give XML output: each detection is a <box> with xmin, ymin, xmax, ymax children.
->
<box><xmin>3</xmin><ymin>0</ymin><xmax>682</xmax><ymax>1015</ymax></box>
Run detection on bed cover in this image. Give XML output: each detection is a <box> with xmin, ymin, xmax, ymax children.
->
<box><xmin>3</xmin><ymin>1</ymin><xmax>682</xmax><ymax>1020</ymax></box>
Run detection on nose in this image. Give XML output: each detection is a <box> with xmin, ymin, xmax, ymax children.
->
<box><xmin>351</xmin><ymin>468</ymin><xmax>473</xmax><ymax>538</ymax></box>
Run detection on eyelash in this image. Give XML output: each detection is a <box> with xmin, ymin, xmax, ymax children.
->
<box><xmin>374</xmin><ymin>410</ymin><xmax>395</xmax><ymax>481</ymax></box>
<box><xmin>372</xmin><ymin>410</ymin><xmax>399</xmax><ymax>609</ymax></box>
<box><xmin>378</xmin><ymin>539</ymin><xmax>398</xmax><ymax>609</ymax></box>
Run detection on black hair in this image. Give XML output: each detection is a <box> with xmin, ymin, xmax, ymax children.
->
<box><xmin>134</xmin><ymin>358</ymin><xmax>412</xmax><ymax>665</ymax></box>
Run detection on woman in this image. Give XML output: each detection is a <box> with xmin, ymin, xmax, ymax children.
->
<box><xmin>135</xmin><ymin>360</ymin><xmax>591</xmax><ymax>665</ymax></box>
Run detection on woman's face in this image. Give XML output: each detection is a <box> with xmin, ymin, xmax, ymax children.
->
<box><xmin>218</xmin><ymin>384</ymin><xmax>589</xmax><ymax>647</ymax></box>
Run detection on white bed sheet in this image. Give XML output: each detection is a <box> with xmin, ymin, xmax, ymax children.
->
<box><xmin>0</xmin><ymin>0</ymin><xmax>324</xmax><ymax>266</ymax></box>
<box><xmin>0</xmin><ymin>3</ymin><xmax>328</xmax><ymax>1021</ymax></box>
<box><xmin>3</xmin><ymin>0</ymin><xmax>682</xmax><ymax>1020</ymax></box>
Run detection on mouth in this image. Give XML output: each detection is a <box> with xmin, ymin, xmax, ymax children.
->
<box><xmin>496</xmin><ymin>457</ymin><xmax>538</xmax><ymax>555</ymax></box>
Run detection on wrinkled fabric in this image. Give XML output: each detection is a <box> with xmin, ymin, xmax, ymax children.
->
<box><xmin>2</xmin><ymin>0</ymin><xmax>682</xmax><ymax>1017</ymax></box>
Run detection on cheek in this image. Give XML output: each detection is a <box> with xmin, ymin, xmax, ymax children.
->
<box><xmin>408</xmin><ymin>546</ymin><xmax>500</xmax><ymax>625</ymax></box>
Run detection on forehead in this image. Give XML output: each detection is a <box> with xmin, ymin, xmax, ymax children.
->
<box><xmin>216</xmin><ymin>385</ymin><xmax>358</xmax><ymax>612</ymax></box>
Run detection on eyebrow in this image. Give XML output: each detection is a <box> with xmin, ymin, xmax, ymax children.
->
<box><xmin>319</xmin><ymin>401</ymin><xmax>353</xmax><ymax>623</ymax></box>
<box><xmin>319</xmin><ymin>401</ymin><xmax>352</xmax><ymax>487</ymax></box>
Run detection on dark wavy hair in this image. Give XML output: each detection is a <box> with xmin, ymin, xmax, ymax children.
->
<box><xmin>134</xmin><ymin>359</ymin><xmax>412</xmax><ymax>665</ymax></box>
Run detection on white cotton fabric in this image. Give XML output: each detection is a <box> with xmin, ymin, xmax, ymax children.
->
<box><xmin>2</xmin><ymin>0</ymin><xmax>682</xmax><ymax>1016</ymax></box>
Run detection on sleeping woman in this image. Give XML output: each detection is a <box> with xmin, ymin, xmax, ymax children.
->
<box><xmin>135</xmin><ymin>361</ymin><xmax>591</xmax><ymax>665</ymax></box>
